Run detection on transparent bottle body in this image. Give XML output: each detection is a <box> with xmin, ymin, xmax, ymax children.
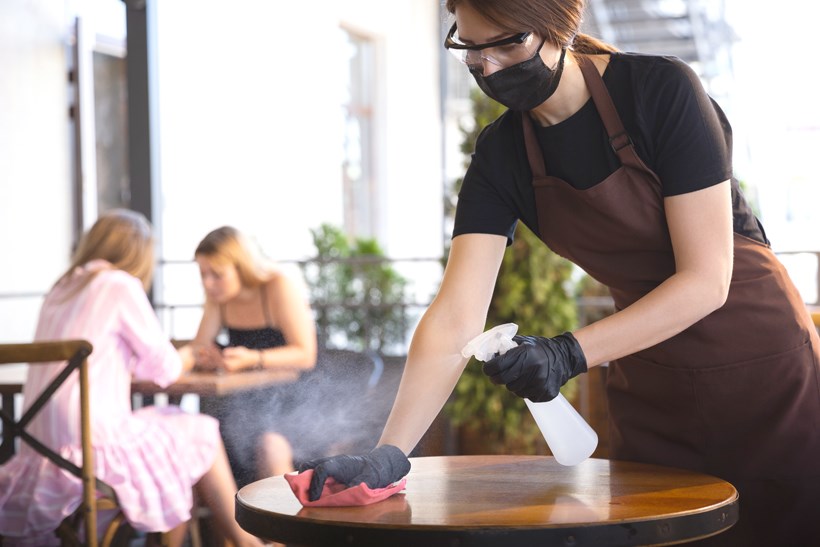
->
<box><xmin>524</xmin><ymin>395</ymin><xmax>597</xmax><ymax>465</ymax></box>
<box><xmin>463</xmin><ymin>323</ymin><xmax>598</xmax><ymax>466</ymax></box>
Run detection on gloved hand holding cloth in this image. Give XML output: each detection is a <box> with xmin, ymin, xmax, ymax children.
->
<box><xmin>287</xmin><ymin>444</ymin><xmax>410</xmax><ymax>506</ymax></box>
<box><xmin>482</xmin><ymin>332</ymin><xmax>588</xmax><ymax>402</ymax></box>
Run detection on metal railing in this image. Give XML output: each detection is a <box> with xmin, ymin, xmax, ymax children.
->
<box><xmin>4</xmin><ymin>250</ymin><xmax>819</xmax><ymax>349</ymax></box>
<box><xmin>154</xmin><ymin>256</ymin><xmax>443</xmax><ymax>355</ymax></box>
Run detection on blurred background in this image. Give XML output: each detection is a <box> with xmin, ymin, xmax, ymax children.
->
<box><xmin>1</xmin><ymin>0</ymin><xmax>819</xmax><ymax>353</ymax></box>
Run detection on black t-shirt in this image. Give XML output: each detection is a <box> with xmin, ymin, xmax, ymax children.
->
<box><xmin>453</xmin><ymin>52</ymin><xmax>766</xmax><ymax>244</ymax></box>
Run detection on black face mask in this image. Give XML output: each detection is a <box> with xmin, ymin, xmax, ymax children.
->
<box><xmin>471</xmin><ymin>45</ymin><xmax>567</xmax><ymax>111</ymax></box>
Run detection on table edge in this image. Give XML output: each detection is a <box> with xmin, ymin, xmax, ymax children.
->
<box><xmin>235</xmin><ymin>486</ymin><xmax>739</xmax><ymax>546</ymax></box>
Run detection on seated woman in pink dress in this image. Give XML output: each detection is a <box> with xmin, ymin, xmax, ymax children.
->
<box><xmin>0</xmin><ymin>209</ymin><xmax>263</xmax><ymax>547</ymax></box>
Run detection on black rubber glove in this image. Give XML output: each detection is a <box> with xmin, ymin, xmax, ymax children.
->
<box><xmin>482</xmin><ymin>333</ymin><xmax>588</xmax><ymax>402</ymax></box>
<box><xmin>298</xmin><ymin>444</ymin><xmax>411</xmax><ymax>501</ymax></box>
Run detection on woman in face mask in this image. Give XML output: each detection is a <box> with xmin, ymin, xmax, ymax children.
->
<box><xmin>297</xmin><ymin>1</ymin><xmax>820</xmax><ymax>545</ymax></box>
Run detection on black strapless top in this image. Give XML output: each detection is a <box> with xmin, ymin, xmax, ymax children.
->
<box><xmin>219</xmin><ymin>283</ymin><xmax>286</xmax><ymax>350</ymax></box>
<box><xmin>226</xmin><ymin>326</ymin><xmax>285</xmax><ymax>350</ymax></box>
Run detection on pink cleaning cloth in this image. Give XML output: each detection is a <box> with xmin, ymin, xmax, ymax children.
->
<box><xmin>284</xmin><ymin>470</ymin><xmax>407</xmax><ymax>507</ymax></box>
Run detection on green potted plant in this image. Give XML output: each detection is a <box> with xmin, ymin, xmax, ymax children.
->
<box><xmin>303</xmin><ymin>223</ymin><xmax>410</xmax><ymax>355</ymax></box>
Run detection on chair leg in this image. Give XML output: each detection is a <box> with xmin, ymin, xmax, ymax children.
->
<box><xmin>188</xmin><ymin>515</ymin><xmax>203</xmax><ymax>547</ymax></box>
<box><xmin>100</xmin><ymin>513</ymin><xmax>131</xmax><ymax>547</ymax></box>
<box><xmin>55</xmin><ymin>509</ymin><xmax>84</xmax><ymax>546</ymax></box>
<box><xmin>188</xmin><ymin>490</ymin><xmax>204</xmax><ymax>547</ymax></box>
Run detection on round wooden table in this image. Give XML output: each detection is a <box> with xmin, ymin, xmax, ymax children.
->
<box><xmin>236</xmin><ymin>455</ymin><xmax>738</xmax><ymax>546</ymax></box>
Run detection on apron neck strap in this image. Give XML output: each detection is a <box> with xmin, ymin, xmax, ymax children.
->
<box><xmin>521</xmin><ymin>111</ymin><xmax>545</xmax><ymax>179</ymax></box>
<box><xmin>578</xmin><ymin>55</ymin><xmax>635</xmax><ymax>165</ymax></box>
<box><xmin>521</xmin><ymin>54</ymin><xmax>650</xmax><ymax>181</ymax></box>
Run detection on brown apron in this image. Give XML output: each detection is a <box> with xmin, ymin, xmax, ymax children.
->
<box><xmin>522</xmin><ymin>55</ymin><xmax>820</xmax><ymax>545</ymax></box>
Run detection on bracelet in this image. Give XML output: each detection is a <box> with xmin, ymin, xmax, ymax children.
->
<box><xmin>255</xmin><ymin>349</ymin><xmax>264</xmax><ymax>370</ymax></box>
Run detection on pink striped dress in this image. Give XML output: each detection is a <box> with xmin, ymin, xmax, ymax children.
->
<box><xmin>0</xmin><ymin>260</ymin><xmax>220</xmax><ymax>544</ymax></box>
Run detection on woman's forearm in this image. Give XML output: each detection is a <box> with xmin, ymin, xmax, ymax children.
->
<box><xmin>378</xmin><ymin>306</ymin><xmax>483</xmax><ymax>454</ymax></box>
<box><xmin>577</xmin><ymin>182</ymin><xmax>733</xmax><ymax>368</ymax></box>
<box><xmin>378</xmin><ymin>233</ymin><xmax>507</xmax><ymax>454</ymax></box>
<box><xmin>258</xmin><ymin>344</ymin><xmax>317</xmax><ymax>370</ymax></box>
<box><xmin>576</xmin><ymin>268</ymin><xmax>729</xmax><ymax>368</ymax></box>
<box><xmin>176</xmin><ymin>344</ymin><xmax>196</xmax><ymax>372</ymax></box>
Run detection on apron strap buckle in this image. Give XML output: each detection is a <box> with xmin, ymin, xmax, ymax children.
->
<box><xmin>609</xmin><ymin>131</ymin><xmax>632</xmax><ymax>153</ymax></box>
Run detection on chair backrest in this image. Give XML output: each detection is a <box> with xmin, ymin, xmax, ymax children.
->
<box><xmin>0</xmin><ymin>340</ymin><xmax>113</xmax><ymax>547</ymax></box>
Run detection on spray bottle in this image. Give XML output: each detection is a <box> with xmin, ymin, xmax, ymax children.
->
<box><xmin>461</xmin><ymin>323</ymin><xmax>598</xmax><ymax>466</ymax></box>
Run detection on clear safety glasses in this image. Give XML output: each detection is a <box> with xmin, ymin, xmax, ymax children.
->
<box><xmin>444</xmin><ymin>22</ymin><xmax>541</xmax><ymax>75</ymax></box>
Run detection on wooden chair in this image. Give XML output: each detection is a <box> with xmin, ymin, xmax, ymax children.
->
<box><xmin>0</xmin><ymin>340</ymin><xmax>150</xmax><ymax>547</ymax></box>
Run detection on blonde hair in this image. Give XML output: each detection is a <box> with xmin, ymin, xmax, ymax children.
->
<box><xmin>194</xmin><ymin>226</ymin><xmax>273</xmax><ymax>288</ymax></box>
<box><xmin>57</xmin><ymin>208</ymin><xmax>155</xmax><ymax>294</ymax></box>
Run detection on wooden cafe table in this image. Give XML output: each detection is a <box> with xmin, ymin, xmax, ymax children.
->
<box><xmin>236</xmin><ymin>455</ymin><xmax>738</xmax><ymax>547</ymax></box>
<box><xmin>132</xmin><ymin>338</ymin><xmax>301</xmax><ymax>400</ymax></box>
<box><xmin>131</xmin><ymin>367</ymin><xmax>300</xmax><ymax>399</ymax></box>
<box><xmin>0</xmin><ymin>367</ymin><xmax>300</xmax><ymax>462</ymax></box>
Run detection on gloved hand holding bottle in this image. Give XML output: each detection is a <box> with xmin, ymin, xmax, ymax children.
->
<box><xmin>482</xmin><ymin>332</ymin><xmax>588</xmax><ymax>402</ymax></box>
<box><xmin>465</xmin><ymin>324</ymin><xmax>597</xmax><ymax>466</ymax></box>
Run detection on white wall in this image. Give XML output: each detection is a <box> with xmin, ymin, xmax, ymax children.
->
<box><xmin>155</xmin><ymin>1</ymin><xmax>344</xmax><ymax>264</ymax></box>
<box><xmin>155</xmin><ymin>0</ymin><xmax>443</xmax><ymax>259</ymax></box>
<box><xmin>154</xmin><ymin>1</ymin><xmax>445</xmax><ymax>337</ymax></box>
<box><xmin>0</xmin><ymin>0</ymin><xmax>446</xmax><ymax>343</ymax></box>
<box><xmin>0</xmin><ymin>0</ymin><xmax>74</xmax><ymax>342</ymax></box>
<box><xmin>725</xmin><ymin>0</ymin><xmax>820</xmax><ymax>253</ymax></box>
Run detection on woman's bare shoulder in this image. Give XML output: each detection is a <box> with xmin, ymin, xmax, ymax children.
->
<box><xmin>265</xmin><ymin>265</ymin><xmax>310</xmax><ymax>300</ymax></box>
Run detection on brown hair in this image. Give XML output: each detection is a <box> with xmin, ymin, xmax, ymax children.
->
<box><xmin>444</xmin><ymin>0</ymin><xmax>618</xmax><ymax>54</ymax></box>
<box><xmin>194</xmin><ymin>226</ymin><xmax>273</xmax><ymax>288</ymax></box>
<box><xmin>57</xmin><ymin>208</ymin><xmax>155</xmax><ymax>294</ymax></box>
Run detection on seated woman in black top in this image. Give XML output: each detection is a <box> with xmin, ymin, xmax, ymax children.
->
<box><xmin>182</xmin><ymin>226</ymin><xmax>317</xmax><ymax>486</ymax></box>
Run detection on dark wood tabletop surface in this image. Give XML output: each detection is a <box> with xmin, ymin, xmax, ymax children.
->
<box><xmin>236</xmin><ymin>454</ymin><xmax>738</xmax><ymax>546</ymax></box>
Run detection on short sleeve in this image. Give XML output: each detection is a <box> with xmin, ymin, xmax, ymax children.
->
<box><xmin>452</xmin><ymin>127</ymin><xmax>520</xmax><ymax>244</ymax></box>
<box><xmin>639</xmin><ymin>57</ymin><xmax>733</xmax><ymax>196</ymax></box>
<box><xmin>113</xmin><ymin>274</ymin><xmax>182</xmax><ymax>387</ymax></box>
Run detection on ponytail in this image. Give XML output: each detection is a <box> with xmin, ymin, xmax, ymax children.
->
<box><xmin>571</xmin><ymin>32</ymin><xmax>619</xmax><ymax>55</ymax></box>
